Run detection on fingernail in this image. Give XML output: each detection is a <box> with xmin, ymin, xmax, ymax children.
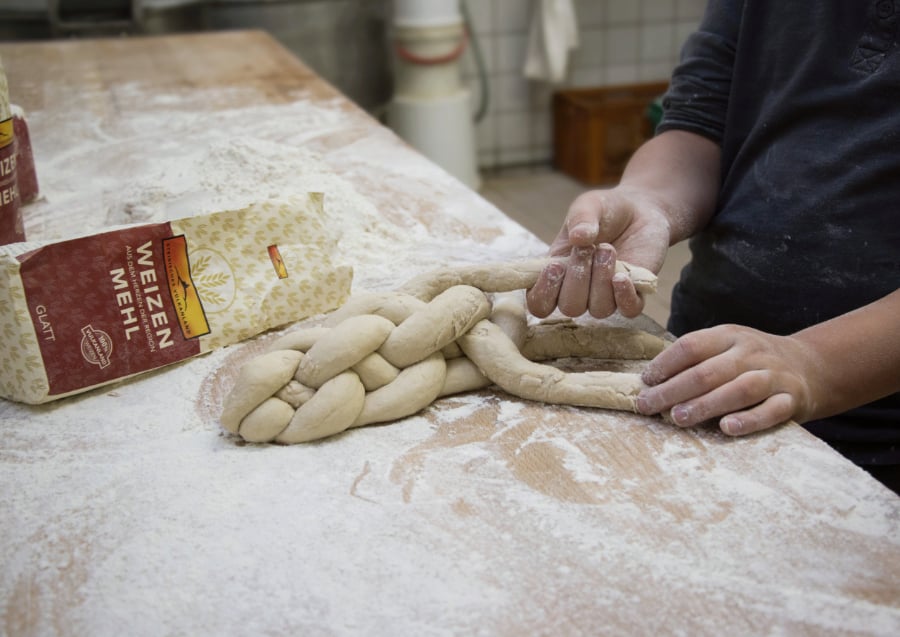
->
<box><xmin>570</xmin><ymin>221</ymin><xmax>598</xmax><ymax>237</ymax></box>
<box><xmin>596</xmin><ymin>246</ymin><xmax>613</xmax><ymax>266</ymax></box>
<box><xmin>573</xmin><ymin>246</ymin><xmax>594</xmax><ymax>260</ymax></box>
<box><xmin>671</xmin><ymin>404</ymin><xmax>692</xmax><ymax>425</ymax></box>
<box><xmin>641</xmin><ymin>366</ymin><xmax>662</xmax><ymax>385</ymax></box>
<box><xmin>721</xmin><ymin>416</ymin><xmax>742</xmax><ymax>435</ymax></box>
<box><xmin>636</xmin><ymin>393</ymin><xmax>651</xmax><ymax>414</ymax></box>
<box><xmin>544</xmin><ymin>261</ymin><xmax>565</xmax><ymax>284</ymax></box>
<box><xmin>612</xmin><ymin>272</ymin><xmax>629</xmax><ymax>286</ymax></box>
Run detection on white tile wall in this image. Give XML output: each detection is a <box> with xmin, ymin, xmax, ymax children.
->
<box><xmin>462</xmin><ymin>0</ymin><xmax>706</xmax><ymax>169</ymax></box>
<box><xmin>608</xmin><ymin>0</ymin><xmax>640</xmax><ymax>25</ymax></box>
<box><xmin>641</xmin><ymin>22</ymin><xmax>675</xmax><ymax>60</ymax></box>
<box><xmin>496</xmin><ymin>33</ymin><xmax>528</xmax><ymax>72</ymax></box>
<box><xmin>606</xmin><ymin>25</ymin><xmax>640</xmax><ymax>64</ymax></box>
<box><xmin>575</xmin><ymin>1</ymin><xmax>606</xmax><ymax>27</ymax></box>
<box><xmin>642</xmin><ymin>0</ymin><xmax>676</xmax><ymax>22</ymax></box>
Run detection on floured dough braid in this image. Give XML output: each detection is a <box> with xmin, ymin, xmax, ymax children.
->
<box><xmin>220</xmin><ymin>258</ymin><xmax>664</xmax><ymax>444</ymax></box>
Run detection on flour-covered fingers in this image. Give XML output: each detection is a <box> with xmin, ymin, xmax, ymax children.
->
<box><xmin>526</xmin><ymin>259</ymin><xmax>566</xmax><ymax>318</ymax></box>
<box><xmin>528</xmin><ymin>199</ymin><xmax>601</xmax><ymax>317</ymax></box>
<box><xmin>641</xmin><ymin>327</ymin><xmax>735</xmax><ymax>387</ymax></box>
<box><xmin>658</xmin><ymin>369</ymin><xmax>778</xmax><ymax>428</ymax></box>
<box><xmin>557</xmin><ymin>246</ymin><xmax>594</xmax><ymax>317</ymax></box>
<box><xmin>636</xmin><ymin>357</ymin><xmax>737</xmax><ymax>420</ymax></box>
<box><xmin>611</xmin><ymin>272</ymin><xmax>643</xmax><ymax>318</ymax></box>
<box><xmin>636</xmin><ymin>331</ymin><xmax>742</xmax><ymax>417</ymax></box>
<box><xmin>719</xmin><ymin>393</ymin><xmax>795</xmax><ymax>436</ymax></box>
<box><xmin>637</xmin><ymin>325</ymin><xmax>815</xmax><ymax>435</ymax></box>
<box><xmin>587</xmin><ymin>244</ymin><xmax>616</xmax><ymax>318</ymax></box>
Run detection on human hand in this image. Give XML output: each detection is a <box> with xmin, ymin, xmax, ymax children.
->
<box><xmin>526</xmin><ymin>186</ymin><xmax>670</xmax><ymax>319</ymax></box>
<box><xmin>636</xmin><ymin>324</ymin><xmax>822</xmax><ymax>435</ymax></box>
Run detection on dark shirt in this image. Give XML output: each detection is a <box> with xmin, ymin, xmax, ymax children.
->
<box><xmin>657</xmin><ymin>0</ymin><xmax>900</xmax><ymax>466</ymax></box>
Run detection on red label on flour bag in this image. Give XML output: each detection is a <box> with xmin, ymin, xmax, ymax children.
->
<box><xmin>19</xmin><ymin>224</ymin><xmax>203</xmax><ymax>395</ymax></box>
<box><xmin>13</xmin><ymin>109</ymin><xmax>38</xmax><ymax>205</ymax></box>
<box><xmin>0</xmin><ymin>116</ymin><xmax>25</xmax><ymax>244</ymax></box>
<box><xmin>0</xmin><ymin>54</ymin><xmax>26</xmax><ymax>245</ymax></box>
<box><xmin>0</xmin><ymin>195</ymin><xmax>353</xmax><ymax>404</ymax></box>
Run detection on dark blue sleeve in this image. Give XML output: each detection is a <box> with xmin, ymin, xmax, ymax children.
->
<box><xmin>656</xmin><ymin>0</ymin><xmax>744</xmax><ymax>143</ymax></box>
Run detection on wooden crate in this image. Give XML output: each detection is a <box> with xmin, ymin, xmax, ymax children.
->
<box><xmin>553</xmin><ymin>82</ymin><xmax>668</xmax><ymax>185</ymax></box>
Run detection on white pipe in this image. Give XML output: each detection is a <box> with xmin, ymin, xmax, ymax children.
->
<box><xmin>388</xmin><ymin>0</ymin><xmax>479</xmax><ymax>189</ymax></box>
<box><xmin>393</xmin><ymin>0</ymin><xmax>461</xmax><ymax>28</ymax></box>
<box><xmin>388</xmin><ymin>91</ymin><xmax>480</xmax><ymax>190</ymax></box>
<box><xmin>391</xmin><ymin>0</ymin><xmax>466</xmax><ymax>97</ymax></box>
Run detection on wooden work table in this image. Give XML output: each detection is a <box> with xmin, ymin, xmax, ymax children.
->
<box><xmin>1</xmin><ymin>31</ymin><xmax>898</xmax><ymax>636</ymax></box>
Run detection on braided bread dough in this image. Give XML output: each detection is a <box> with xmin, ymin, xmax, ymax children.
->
<box><xmin>220</xmin><ymin>258</ymin><xmax>664</xmax><ymax>443</ymax></box>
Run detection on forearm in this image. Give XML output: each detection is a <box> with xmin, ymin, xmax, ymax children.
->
<box><xmin>619</xmin><ymin>129</ymin><xmax>721</xmax><ymax>244</ymax></box>
<box><xmin>794</xmin><ymin>289</ymin><xmax>900</xmax><ymax>421</ymax></box>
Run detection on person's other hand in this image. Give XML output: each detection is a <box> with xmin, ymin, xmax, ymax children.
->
<box><xmin>636</xmin><ymin>324</ymin><xmax>822</xmax><ymax>435</ymax></box>
<box><xmin>526</xmin><ymin>186</ymin><xmax>670</xmax><ymax>319</ymax></box>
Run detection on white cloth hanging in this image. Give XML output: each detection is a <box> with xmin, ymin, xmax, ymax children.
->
<box><xmin>523</xmin><ymin>0</ymin><xmax>579</xmax><ymax>83</ymax></box>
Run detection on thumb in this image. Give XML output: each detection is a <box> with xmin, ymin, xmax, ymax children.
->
<box><xmin>564</xmin><ymin>192</ymin><xmax>604</xmax><ymax>247</ymax></box>
<box><xmin>566</xmin><ymin>190</ymin><xmax>609</xmax><ymax>248</ymax></box>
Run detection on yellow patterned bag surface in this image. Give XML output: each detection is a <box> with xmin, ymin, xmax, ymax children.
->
<box><xmin>0</xmin><ymin>194</ymin><xmax>352</xmax><ymax>404</ymax></box>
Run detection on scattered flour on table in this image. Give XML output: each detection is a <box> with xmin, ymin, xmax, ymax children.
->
<box><xmin>6</xmin><ymin>88</ymin><xmax>899</xmax><ymax>637</ymax></box>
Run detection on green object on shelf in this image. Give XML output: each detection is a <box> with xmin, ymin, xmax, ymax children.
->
<box><xmin>646</xmin><ymin>95</ymin><xmax>664</xmax><ymax>131</ymax></box>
